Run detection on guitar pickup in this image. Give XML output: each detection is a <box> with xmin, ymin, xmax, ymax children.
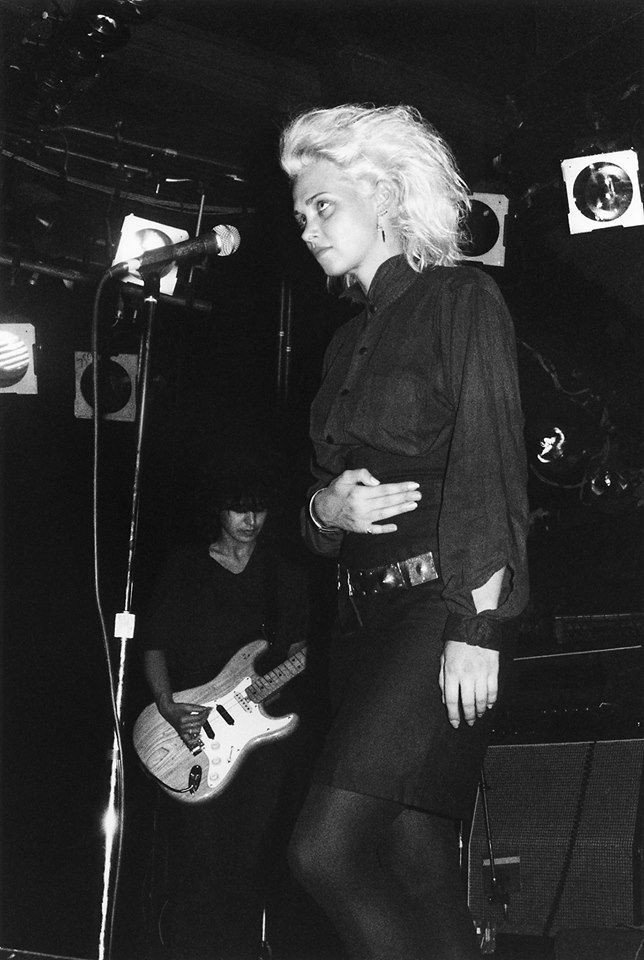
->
<box><xmin>203</xmin><ymin>719</ymin><xmax>215</xmax><ymax>739</ymax></box>
<box><xmin>215</xmin><ymin>704</ymin><xmax>235</xmax><ymax>726</ymax></box>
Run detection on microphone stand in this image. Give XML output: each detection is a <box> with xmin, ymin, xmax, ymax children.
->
<box><xmin>98</xmin><ymin>270</ymin><xmax>160</xmax><ymax>960</ymax></box>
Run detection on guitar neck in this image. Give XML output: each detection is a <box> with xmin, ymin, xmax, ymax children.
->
<box><xmin>245</xmin><ymin>647</ymin><xmax>307</xmax><ymax>704</ymax></box>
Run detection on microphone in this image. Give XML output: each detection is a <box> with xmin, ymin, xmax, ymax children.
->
<box><xmin>108</xmin><ymin>224</ymin><xmax>241</xmax><ymax>278</ymax></box>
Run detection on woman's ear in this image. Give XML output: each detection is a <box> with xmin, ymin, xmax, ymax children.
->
<box><xmin>375</xmin><ymin>179</ymin><xmax>397</xmax><ymax>214</ymax></box>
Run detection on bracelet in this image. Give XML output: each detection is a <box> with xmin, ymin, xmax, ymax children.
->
<box><xmin>308</xmin><ymin>488</ymin><xmax>339</xmax><ymax>532</ymax></box>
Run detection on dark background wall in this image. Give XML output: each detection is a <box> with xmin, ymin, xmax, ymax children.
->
<box><xmin>0</xmin><ymin>1</ymin><xmax>642</xmax><ymax>957</ymax></box>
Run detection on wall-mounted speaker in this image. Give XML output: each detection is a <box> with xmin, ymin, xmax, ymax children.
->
<box><xmin>468</xmin><ymin>739</ymin><xmax>644</xmax><ymax>937</ymax></box>
<box><xmin>462</xmin><ymin>193</ymin><xmax>509</xmax><ymax>266</ymax></box>
<box><xmin>74</xmin><ymin>352</ymin><xmax>138</xmax><ymax>422</ymax></box>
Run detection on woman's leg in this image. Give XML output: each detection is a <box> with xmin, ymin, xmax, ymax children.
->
<box><xmin>385</xmin><ymin>805</ymin><xmax>480</xmax><ymax>960</ymax></box>
<box><xmin>288</xmin><ymin>783</ymin><xmax>480</xmax><ymax>960</ymax></box>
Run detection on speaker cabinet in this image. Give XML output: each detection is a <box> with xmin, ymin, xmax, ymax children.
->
<box><xmin>468</xmin><ymin>740</ymin><xmax>644</xmax><ymax>936</ymax></box>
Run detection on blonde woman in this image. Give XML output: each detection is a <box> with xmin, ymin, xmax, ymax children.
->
<box><xmin>280</xmin><ymin>104</ymin><xmax>529</xmax><ymax>958</ymax></box>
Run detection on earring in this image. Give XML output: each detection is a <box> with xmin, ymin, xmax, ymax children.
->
<box><xmin>379</xmin><ymin>209</ymin><xmax>388</xmax><ymax>243</ymax></box>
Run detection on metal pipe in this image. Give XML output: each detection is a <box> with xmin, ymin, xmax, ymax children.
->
<box><xmin>0</xmin><ymin>252</ymin><xmax>213</xmax><ymax>313</ymax></box>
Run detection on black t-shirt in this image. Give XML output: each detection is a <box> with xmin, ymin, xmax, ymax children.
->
<box><xmin>138</xmin><ymin>540</ymin><xmax>309</xmax><ymax>690</ymax></box>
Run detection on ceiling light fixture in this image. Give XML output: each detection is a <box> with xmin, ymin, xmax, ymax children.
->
<box><xmin>111</xmin><ymin>214</ymin><xmax>190</xmax><ymax>295</ymax></box>
<box><xmin>0</xmin><ymin>324</ymin><xmax>38</xmax><ymax>394</ymax></box>
<box><xmin>561</xmin><ymin>149</ymin><xmax>644</xmax><ymax>234</ymax></box>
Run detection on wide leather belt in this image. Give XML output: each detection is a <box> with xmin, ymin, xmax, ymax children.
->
<box><xmin>344</xmin><ymin>551</ymin><xmax>438</xmax><ymax>598</ymax></box>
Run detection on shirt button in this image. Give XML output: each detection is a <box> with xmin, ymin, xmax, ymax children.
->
<box><xmin>368</xmin><ymin>305</ymin><xmax>376</xmax><ymax>316</ymax></box>
<box><xmin>340</xmin><ymin>388</ymin><xmax>349</xmax><ymax>396</ymax></box>
<box><xmin>358</xmin><ymin>346</ymin><xmax>367</xmax><ymax>355</ymax></box>
<box><xmin>325</xmin><ymin>434</ymin><xmax>334</xmax><ymax>444</ymax></box>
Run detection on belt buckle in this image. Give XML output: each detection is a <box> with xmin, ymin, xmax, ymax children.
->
<box><xmin>405</xmin><ymin>551</ymin><xmax>438</xmax><ymax>587</ymax></box>
<box><xmin>345</xmin><ymin>551</ymin><xmax>437</xmax><ymax>599</ymax></box>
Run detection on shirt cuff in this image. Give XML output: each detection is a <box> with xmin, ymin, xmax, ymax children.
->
<box><xmin>308</xmin><ymin>488</ymin><xmax>339</xmax><ymax>532</ymax></box>
<box><xmin>442</xmin><ymin>612</ymin><xmax>505</xmax><ymax>650</ymax></box>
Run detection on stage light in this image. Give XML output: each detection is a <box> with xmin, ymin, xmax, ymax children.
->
<box><xmin>537</xmin><ymin>426</ymin><xmax>566</xmax><ymax>465</ymax></box>
<box><xmin>69</xmin><ymin>4</ymin><xmax>131</xmax><ymax>56</ymax></box>
<box><xmin>561</xmin><ymin>149</ymin><xmax>644</xmax><ymax>234</ymax></box>
<box><xmin>74</xmin><ymin>352</ymin><xmax>138</xmax><ymax>422</ymax></box>
<box><xmin>0</xmin><ymin>324</ymin><xmax>38</xmax><ymax>394</ymax></box>
<box><xmin>462</xmin><ymin>193</ymin><xmax>509</xmax><ymax>266</ymax></box>
<box><xmin>111</xmin><ymin>214</ymin><xmax>189</xmax><ymax>295</ymax></box>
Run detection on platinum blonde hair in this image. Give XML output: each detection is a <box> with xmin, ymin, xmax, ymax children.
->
<box><xmin>280</xmin><ymin>103</ymin><xmax>471</xmax><ymax>270</ymax></box>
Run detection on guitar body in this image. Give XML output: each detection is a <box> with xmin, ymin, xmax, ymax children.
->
<box><xmin>133</xmin><ymin>638</ymin><xmax>301</xmax><ymax>804</ymax></box>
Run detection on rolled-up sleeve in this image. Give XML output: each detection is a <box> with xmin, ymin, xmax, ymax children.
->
<box><xmin>438</xmin><ymin>275</ymin><xmax>529</xmax><ymax>648</ymax></box>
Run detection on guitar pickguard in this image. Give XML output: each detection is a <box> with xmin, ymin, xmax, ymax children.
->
<box><xmin>198</xmin><ymin>677</ymin><xmax>296</xmax><ymax>791</ymax></box>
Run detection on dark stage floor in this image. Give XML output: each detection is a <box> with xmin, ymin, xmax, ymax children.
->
<box><xmin>0</xmin><ymin>934</ymin><xmax>556</xmax><ymax>960</ymax></box>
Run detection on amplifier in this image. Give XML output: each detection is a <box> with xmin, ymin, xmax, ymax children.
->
<box><xmin>494</xmin><ymin>619</ymin><xmax>643</xmax><ymax>744</ymax></box>
<box><xmin>552</xmin><ymin>612</ymin><xmax>644</xmax><ymax>650</ymax></box>
<box><xmin>468</xmin><ymin>739</ymin><xmax>644</xmax><ymax>937</ymax></box>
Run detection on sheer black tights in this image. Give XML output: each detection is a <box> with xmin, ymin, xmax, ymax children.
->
<box><xmin>288</xmin><ymin>785</ymin><xmax>480</xmax><ymax>960</ymax></box>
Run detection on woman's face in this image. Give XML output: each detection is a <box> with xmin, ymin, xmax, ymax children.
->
<box><xmin>292</xmin><ymin>158</ymin><xmax>390</xmax><ymax>291</ymax></box>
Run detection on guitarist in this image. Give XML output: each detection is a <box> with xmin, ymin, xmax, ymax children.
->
<box><xmin>138</xmin><ymin>472</ymin><xmax>313</xmax><ymax>960</ymax></box>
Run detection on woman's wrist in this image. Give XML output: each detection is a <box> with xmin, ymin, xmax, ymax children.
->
<box><xmin>309</xmin><ymin>488</ymin><xmax>339</xmax><ymax>532</ymax></box>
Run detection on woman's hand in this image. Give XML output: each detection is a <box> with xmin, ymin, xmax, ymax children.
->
<box><xmin>439</xmin><ymin>641</ymin><xmax>499</xmax><ymax>729</ymax></box>
<box><xmin>313</xmin><ymin>469</ymin><xmax>421</xmax><ymax>534</ymax></box>
<box><xmin>158</xmin><ymin>699</ymin><xmax>210</xmax><ymax>750</ymax></box>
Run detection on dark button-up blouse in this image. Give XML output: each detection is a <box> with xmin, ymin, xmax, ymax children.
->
<box><xmin>303</xmin><ymin>255</ymin><xmax>529</xmax><ymax>648</ymax></box>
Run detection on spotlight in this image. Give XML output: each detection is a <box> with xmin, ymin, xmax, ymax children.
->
<box><xmin>537</xmin><ymin>426</ymin><xmax>566</xmax><ymax>465</ymax></box>
<box><xmin>561</xmin><ymin>149</ymin><xmax>644</xmax><ymax>234</ymax></box>
<box><xmin>0</xmin><ymin>324</ymin><xmax>38</xmax><ymax>394</ymax></box>
<box><xmin>68</xmin><ymin>4</ymin><xmax>131</xmax><ymax>56</ymax></box>
<box><xmin>590</xmin><ymin>468</ymin><xmax>629</xmax><ymax>498</ymax></box>
<box><xmin>462</xmin><ymin>194</ymin><xmax>509</xmax><ymax>266</ymax></box>
<box><xmin>74</xmin><ymin>352</ymin><xmax>137</xmax><ymax>422</ymax></box>
<box><xmin>111</xmin><ymin>214</ymin><xmax>189</xmax><ymax>295</ymax></box>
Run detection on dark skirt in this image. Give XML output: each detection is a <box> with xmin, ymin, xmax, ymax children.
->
<box><xmin>312</xmin><ymin>578</ymin><xmax>500</xmax><ymax>820</ymax></box>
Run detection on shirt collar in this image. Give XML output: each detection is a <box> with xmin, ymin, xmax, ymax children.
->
<box><xmin>341</xmin><ymin>255</ymin><xmax>418</xmax><ymax>313</ymax></box>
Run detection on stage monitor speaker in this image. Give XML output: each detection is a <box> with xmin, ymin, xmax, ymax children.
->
<box><xmin>468</xmin><ymin>740</ymin><xmax>644</xmax><ymax>937</ymax></box>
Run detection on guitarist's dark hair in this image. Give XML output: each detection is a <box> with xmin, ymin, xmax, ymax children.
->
<box><xmin>212</xmin><ymin>474</ymin><xmax>277</xmax><ymax>513</ymax></box>
<box><xmin>199</xmin><ymin>473</ymin><xmax>279</xmax><ymax>539</ymax></box>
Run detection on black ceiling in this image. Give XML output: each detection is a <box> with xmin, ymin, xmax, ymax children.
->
<box><xmin>0</xmin><ymin>0</ymin><xmax>642</xmax><ymax>315</ymax></box>
<box><xmin>2</xmin><ymin>0</ymin><xmax>640</xmax><ymax>171</ymax></box>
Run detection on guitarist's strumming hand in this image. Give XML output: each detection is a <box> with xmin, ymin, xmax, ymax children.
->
<box><xmin>143</xmin><ymin>649</ymin><xmax>211</xmax><ymax>751</ymax></box>
<box><xmin>159</xmin><ymin>698</ymin><xmax>210</xmax><ymax>752</ymax></box>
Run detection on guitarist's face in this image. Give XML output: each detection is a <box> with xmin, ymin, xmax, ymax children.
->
<box><xmin>220</xmin><ymin>508</ymin><xmax>268</xmax><ymax>544</ymax></box>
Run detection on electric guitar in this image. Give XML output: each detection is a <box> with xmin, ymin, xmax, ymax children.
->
<box><xmin>132</xmin><ymin>638</ymin><xmax>307</xmax><ymax>804</ymax></box>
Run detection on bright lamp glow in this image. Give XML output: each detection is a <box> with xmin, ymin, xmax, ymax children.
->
<box><xmin>112</xmin><ymin>214</ymin><xmax>189</xmax><ymax>295</ymax></box>
<box><xmin>0</xmin><ymin>324</ymin><xmax>37</xmax><ymax>394</ymax></box>
<box><xmin>561</xmin><ymin>149</ymin><xmax>644</xmax><ymax>234</ymax></box>
<box><xmin>462</xmin><ymin>193</ymin><xmax>509</xmax><ymax>266</ymax></box>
